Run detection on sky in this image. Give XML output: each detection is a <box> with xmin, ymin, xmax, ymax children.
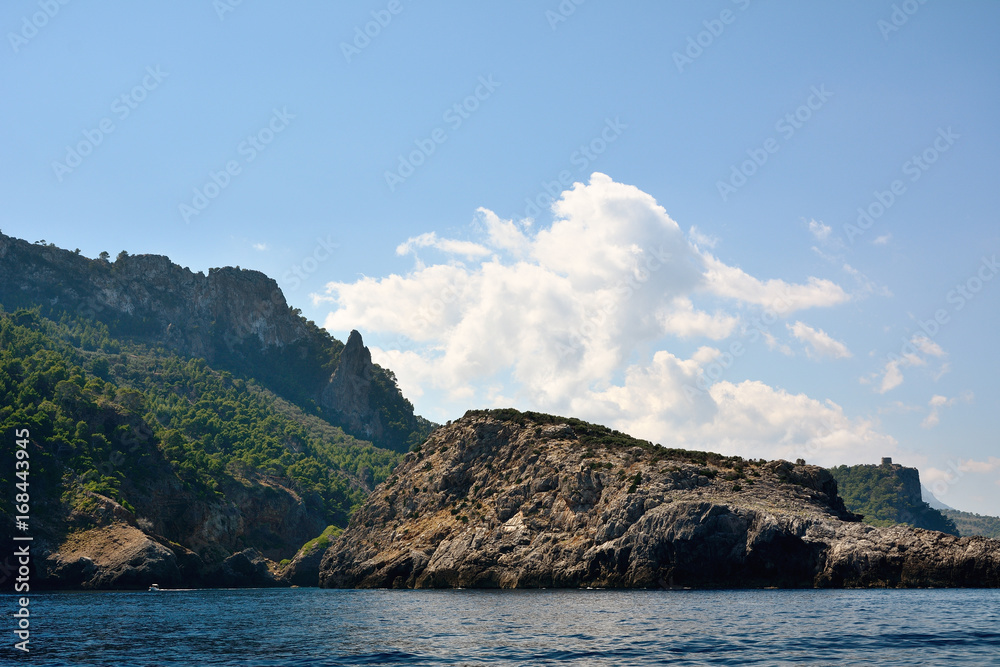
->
<box><xmin>2</xmin><ymin>1</ymin><xmax>998</xmax><ymax>514</ymax></box>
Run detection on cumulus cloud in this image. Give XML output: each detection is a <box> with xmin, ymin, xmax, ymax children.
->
<box><xmin>873</xmin><ymin>233</ymin><xmax>892</xmax><ymax>245</ymax></box>
<box><xmin>702</xmin><ymin>254</ymin><xmax>849</xmax><ymax>315</ymax></box>
<box><xmin>873</xmin><ymin>334</ymin><xmax>948</xmax><ymax>394</ymax></box>
<box><xmin>788</xmin><ymin>321</ymin><xmax>852</xmax><ymax>359</ymax></box>
<box><xmin>921</xmin><ymin>391</ymin><xmax>973</xmax><ymax>428</ymax></box>
<box><xmin>808</xmin><ymin>219</ymin><xmax>832</xmax><ymax>242</ymax></box>
<box><xmin>319</xmin><ymin>173</ymin><xmax>881</xmax><ymax>463</ymax></box>
<box><xmin>688</xmin><ymin>225</ymin><xmax>718</xmax><ymax>249</ymax></box>
<box><xmin>958</xmin><ymin>457</ymin><xmax>1000</xmax><ymax>474</ymax></box>
<box><xmin>924</xmin><ymin>456</ymin><xmax>1000</xmax><ymax>498</ymax></box>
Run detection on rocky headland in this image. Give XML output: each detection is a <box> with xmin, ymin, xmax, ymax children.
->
<box><xmin>320</xmin><ymin>410</ymin><xmax>1000</xmax><ymax>589</ymax></box>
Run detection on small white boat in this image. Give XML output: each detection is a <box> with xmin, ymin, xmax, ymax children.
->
<box><xmin>148</xmin><ymin>584</ymin><xmax>161</xmax><ymax>591</ymax></box>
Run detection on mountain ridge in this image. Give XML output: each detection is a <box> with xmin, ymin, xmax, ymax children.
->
<box><xmin>0</xmin><ymin>232</ymin><xmax>430</xmax><ymax>453</ymax></box>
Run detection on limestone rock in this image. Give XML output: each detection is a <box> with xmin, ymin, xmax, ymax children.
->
<box><xmin>203</xmin><ymin>548</ymin><xmax>283</xmax><ymax>588</ymax></box>
<box><xmin>37</xmin><ymin>523</ymin><xmax>183</xmax><ymax>589</ymax></box>
<box><xmin>320</xmin><ymin>410</ymin><xmax>1000</xmax><ymax>589</ymax></box>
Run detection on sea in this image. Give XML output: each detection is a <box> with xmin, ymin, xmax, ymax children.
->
<box><xmin>4</xmin><ymin>588</ymin><xmax>999</xmax><ymax>666</ymax></box>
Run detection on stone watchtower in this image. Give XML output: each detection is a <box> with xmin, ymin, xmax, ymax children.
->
<box><xmin>881</xmin><ymin>457</ymin><xmax>893</xmax><ymax>466</ymax></box>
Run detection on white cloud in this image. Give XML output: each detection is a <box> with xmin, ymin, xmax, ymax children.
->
<box><xmin>658</xmin><ymin>297</ymin><xmax>739</xmax><ymax>340</ymax></box>
<box><xmin>688</xmin><ymin>225</ymin><xmax>718</xmax><ymax>249</ymax></box>
<box><xmin>808</xmin><ymin>219</ymin><xmax>832</xmax><ymax>242</ymax></box>
<box><xmin>873</xmin><ymin>334</ymin><xmax>948</xmax><ymax>394</ymax></box>
<box><xmin>475</xmin><ymin>207</ymin><xmax>530</xmax><ymax>257</ymax></box>
<box><xmin>958</xmin><ymin>456</ymin><xmax>1000</xmax><ymax>474</ymax></box>
<box><xmin>879</xmin><ymin>358</ymin><xmax>905</xmax><ymax>393</ymax></box>
<box><xmin>788</xmin><ymin>321</ymin><xmax>852</xmax><ymax>360</ymax></box>
<box><xmin>921</xmin><ymin>391</ymin><xmax>973</xmax><ymax>428</ymax></box>
<box><xmin>763</xmin><ymin>332</ymin><xmax>794</xmax><ymax>356</ymax></box>
<box><xmin>702</xmin><ymin>254</ymin><xmax>850</xmax><ymax>315</ymax></box>
<box><xmin>252</xmin><ymin>242</ymin><xmax>268</xmax><ymax>251</ymax></box>
<box><xmin>320</xmin><ymin>173</ymin><xmax>876</xmax><ymax>463</ymax></box>
<box><xmin>873</xmin><ymin>233</ymin><xmax>892</xmax><ymax>245</ymax></box>
<box><xmin>395</xmin><ymin>231</ymin><xmax>491</xmax><ymax>259</ymax></box>
<box><xmin>925</xmin><ymin>456</ymin><xmax>1000</xmax><ymax>499</ymax></box>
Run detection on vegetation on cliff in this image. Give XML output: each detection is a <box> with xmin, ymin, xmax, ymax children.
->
<box><xmin>0</xmin><ymin>305</ymin><xmax>408</xmax><ymax>586</ymax></box>
<box><xmin>0</xmin><ymin>233</ymin><xmax>431</xmax><ymax>454</ymax></box>
<box><xmin>829</xmin><ymin>463</ymin><xmax>958</xmax><ymax>535</ymax></box>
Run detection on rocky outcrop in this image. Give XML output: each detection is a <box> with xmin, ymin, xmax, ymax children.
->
<box><xmin>321</xmin><ymin>330</ymin><xmax>382</xmax><ymax>444</ymax></box>
<box><xmin>280</xmin><ymin>526</ymin><xmax>342</xmax><ymax>587</ymax></box>
<box><xmin>24</xmin><ymin>422</ymin><xmax>328</xmax><ymax>590</ymax></box>
<box><xmin>36</xmin><ymin>524</ymin><xmax>185</xmax><ymax>590</ymax></box>
<box><xmin>202</xmin><ymin>549</ymin><xmax>283</xmax><ymax>588</ymax></box>
<box><xmin>34</xmin><ymin>522</ymin><xmax>286</xmax><ymax>590</ymax></box>
<box><xmin>320</xmin><ymin>410</ymin><xmax>1000</xmax><ymax>589</ymax></box>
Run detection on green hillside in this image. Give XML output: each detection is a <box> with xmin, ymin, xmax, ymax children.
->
<box><xmin>941</xmin><ymin>509</ymin><xmax>1000</xmax><ymax>538</ymax></box>
<box><xmin>829</xmin><ymin>463</ymin><xmax>958</xmax><ymax>535</ymax></box>
<box><xmin>0</xmin><ymin>306</ymin><xmax>402</xmax><ymax>537</ymax></box>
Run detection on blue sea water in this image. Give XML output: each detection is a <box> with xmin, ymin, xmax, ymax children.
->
<box><xmin>4</xmin><ymin>588</ymin><xmax>999</xmax><ymax>666</ymax></box>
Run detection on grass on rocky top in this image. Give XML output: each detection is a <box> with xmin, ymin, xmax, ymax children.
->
<box><xmin>462</xmin><ymin>408</ymin><xmax>752</xmax><ymax>471</ymax></box>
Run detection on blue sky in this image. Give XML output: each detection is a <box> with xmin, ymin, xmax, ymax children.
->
<box><xmin>2</xmin><ymin>1</ymin><xmax>998</xmax><ymax>513</ymax></box>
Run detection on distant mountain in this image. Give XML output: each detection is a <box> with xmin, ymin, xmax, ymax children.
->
<box><xmin>921</xmin><ymin>485</ymin><xmax>954</xmax><ymax>511</ymax></box>
<box><xmin>829</xmin><ymin>459</ymin><xmax>958</xmax><ymax>535</ymax></box>
<box><xmin>0</xmin><ymin>233</ymin><xmax>434</xmax><ymax>589</ymax></box>
<box><xmin>941</xmin><ymin>509</ymin><xmax>1000</xmax><ymax>539</ymax></box>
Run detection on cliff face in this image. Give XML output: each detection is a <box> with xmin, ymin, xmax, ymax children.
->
<box><xmin>320</xmin><ymin>411</ymin><xmax>1000</xmax><ymax>589</ymax></box>
<box><xmin>321</xmin><ymin>330</ymin><xmax>381</xmax><ymax>443</ymax></box>
<box><xmin>0</xmin><ymin>236</ymin><xmax>304</xmax><ymax>362</ymax></box>
<box><xmin>28</xmin><ymin>418</ymin><xmax>328</xmax><ymax>590</ymax></box>
<box><xmin>0</xmin><ymin>233</ymin><xmax>425</xmax><ymax>452</ymax></box>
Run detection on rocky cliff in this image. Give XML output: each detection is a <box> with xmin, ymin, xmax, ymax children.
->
<box><xmin>320</xmin><ymin>410</ymin><xmax>1000</xmax><ymax>589</ymax></box>
<box><xmin>0</xmin><ymin>233</ymin><xmax>427</xmax><ymax>452</ymax></box>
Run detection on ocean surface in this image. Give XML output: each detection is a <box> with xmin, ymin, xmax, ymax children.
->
<box><xmin>5</xmin><ymin>587</ymin><xmax>1000</xmax><ymax>666</ymax></box>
